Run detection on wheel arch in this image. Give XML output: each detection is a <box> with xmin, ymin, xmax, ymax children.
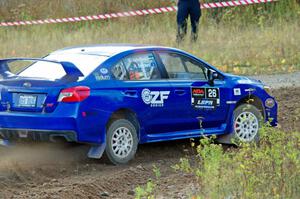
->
<box><xmin>217</xmin><ymin>94</ymin><xmax>264</xmax><ymax>144</ymax></box>
<box><xmin>106</xmin><ymin>108</ymin><xmax>141</xmax><ymax>140</ymax></box>
<box><xmin>235</xmin><ymin>94</ymin><xmax>266</xmax><ymax>120</ymax></box>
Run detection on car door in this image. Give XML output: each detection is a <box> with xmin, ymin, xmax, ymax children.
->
<box><xmin>156</xmin><ymin>51</ymin><xmax>231</xmax><ymax>131</ymax></box>
<box><xmin>111</xmin><ymin>51</ymin><xmax>178</xmax><ymax>135</ymax></box>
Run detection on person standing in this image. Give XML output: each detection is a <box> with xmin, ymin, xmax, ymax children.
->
<box><xmin>176</xmin><ymin>0</ymin><xmax>201</xmax><ymax>43</ymax></box>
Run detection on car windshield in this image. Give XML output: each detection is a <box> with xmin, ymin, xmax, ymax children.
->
<box><xmin>18</xmin><ymin>53</ymin><xmax>109</xmax><ymax>81</ymax></box>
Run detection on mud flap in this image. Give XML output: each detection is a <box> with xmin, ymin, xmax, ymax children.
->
<box><xmin>216</xmin><ymin>132</ymin><xmax>235</xmax><ymax>144</ymax></box>
<box><xmin>87</xmin><ymin>143</ymin><xmax>106</xmax><ymax>159</ymax></box>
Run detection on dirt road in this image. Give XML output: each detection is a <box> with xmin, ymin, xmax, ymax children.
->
<box><xmin>0</xmin><ymin>75</ymin><xmax>299</xmax><ymax>198</ymax></box>
<box><xmin>250</xmin><ymin>71</ymin><xmax>300</xmax><ymax>89</ymax></box>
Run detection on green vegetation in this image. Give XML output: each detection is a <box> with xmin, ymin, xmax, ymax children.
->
<box><xmin>0</xmin><ymin>0</ymin><xmax>299</xmax><ymax>75</ymax></box>
<box><xmin>135</xmin><ymin>165</ymin><xmax>161</xmax><ymax>199</ymax></box>
<box><xmin>135</xmin><ymin>127</ymin><xmax>300</xmax><ymax>198</ymax></box>
<box><xmin>0</xmin><ymin>1</ymin><xmax>298</xmax><ymax>198</ymax></box>
<box><xmin>135</xmin><ymin>180</ymin><xmax>156</xmax><ymax>199</ymax></box>
<box><xmin>0</xmin><ymin>0</ymin><xmax>299</xmax><ymax>21</ymax></box>
<box><xmin>175</xmin><ymin>128</ymin><xmax>300</xmax><ymax>198</ymax></box>
<box><xmin>0</xmin><ymin>0</ymin><xmax>172</xmax><ymax>21</ymax></box>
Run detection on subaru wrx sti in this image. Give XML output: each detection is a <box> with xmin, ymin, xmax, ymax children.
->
<box><xmin>0</xmin><ymin>44</ymin><xmax>277</xmax><ymax>164</ymax></box>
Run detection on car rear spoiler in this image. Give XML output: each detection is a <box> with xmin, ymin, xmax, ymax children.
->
<box><xmin>0</xmin><ymin>58</ymin><xmax>84</xmax><ymax>78</ymax></box>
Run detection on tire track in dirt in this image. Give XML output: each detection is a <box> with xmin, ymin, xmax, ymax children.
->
<box><xmin>0</xmin><ymin>139</ymin><xmax>189</xmax><ymax>198</ymax></box>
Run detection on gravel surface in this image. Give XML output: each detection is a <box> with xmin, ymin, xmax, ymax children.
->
<box><xmin>250</xmin><ymin>72</ymin><xmax>300</xmax><ymax>89</ymax></box>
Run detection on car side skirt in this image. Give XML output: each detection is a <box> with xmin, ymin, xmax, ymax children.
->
<box><xmin>144</xmin><ymin>123</ymin><xmax>227</xmax><ymax>143</ymax></box>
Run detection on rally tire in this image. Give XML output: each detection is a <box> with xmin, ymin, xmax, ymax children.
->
<box><xmin>217</xmin><ymin>104</ymin><xmax>263</xmax><ymax>144</ymax></box>
<box><xmin>233</xmin><ymin>104</ymin><xmax>263</xmax><ymax>143</ymax></box>
<box><xmin>105</xmin><ymin>119</ymin><xmax>138</xmax><ymax>165</ymax></box>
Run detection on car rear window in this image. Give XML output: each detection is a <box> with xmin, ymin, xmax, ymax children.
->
<box><xmin>18</xmin><ymin>53</ymin><xmax>108</xmax><ymax>81</ymax></box>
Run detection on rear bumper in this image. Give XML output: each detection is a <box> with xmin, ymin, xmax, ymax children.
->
<box><xmin>0</xmin><ymin>128</ymin><xmax>77</xmax><ymax>142</ymax></box>
<box><xmin>0</xmin><ymin>111</ymin><xmax>77</xmax><ymax>131</ymax></box>
<box><xmin>0</xmin><ymin>103</ymin><xmax>80</xmax><ymax>142</ymax></box>
<box><xmin>0</xmin><ymin>102</ymin><xmax>109</xmax><ymax>144</ymax></box>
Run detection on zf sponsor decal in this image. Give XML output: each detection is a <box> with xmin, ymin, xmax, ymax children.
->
<box><xmin>191</xmin><ymin>87</ymin><xmax>220</xmax><ymax>109</ymax></box>
<box><xmin>142</xmin><ymin>88</ymin><xmax>170</xmax><ymax>107</ymax></box>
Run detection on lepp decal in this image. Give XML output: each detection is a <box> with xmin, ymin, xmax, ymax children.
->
<box><xmin>141</xmin><ymin>88</ymin><xmax>170</xmax><ymax>107</ymax></box>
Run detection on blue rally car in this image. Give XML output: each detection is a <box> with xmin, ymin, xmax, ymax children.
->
<box><xmin>0</xmin><ymin>44</ymin><xmax>277</xmax><ymax>164</ymax></box>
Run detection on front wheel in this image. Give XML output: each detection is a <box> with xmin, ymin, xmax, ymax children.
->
<box><xmin>217</xmin><ymin>104</ymin><xmax>263</xmax><ymax>144</ymax></box>
<box><xmin>105</xmin><ymin>119</ymin><xmax>138</xmax><ymax>165</ymax></box>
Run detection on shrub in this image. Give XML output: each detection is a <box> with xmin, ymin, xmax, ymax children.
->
<box><xmin>173</xmin><ymin>127</ymin><xmax>300</xmax><ymax>198</ymax></box>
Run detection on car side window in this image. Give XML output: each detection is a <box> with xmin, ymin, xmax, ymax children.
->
<box><xmin>112</xmin><ymin>53</ymin><xmax>161</xmax><ymax>81</ymax></box>
<box><xmin>111</xmin><ymin>61</ymin><xmax>128</xmax><ymax>80</ymax></box>
<box><xmin>183</xmin><ymin>58</ymin><xmax>207</xmax><ymax>80</ymax></box>
<box><xmin>158</xmin><ymin>52</ymin><xmax>207</xmax><ymax>80</ymax></box>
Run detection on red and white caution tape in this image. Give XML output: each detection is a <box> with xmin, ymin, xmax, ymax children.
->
<box><xmin>0</xmin><ymin>0</ymin><xmax>277</xmax><ymax>27</ymax></box>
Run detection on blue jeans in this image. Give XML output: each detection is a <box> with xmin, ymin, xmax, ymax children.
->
<box><xmin>177</xmin><ymin>0</ymin><xmax>201</xmax><ymax>42</ymax></box>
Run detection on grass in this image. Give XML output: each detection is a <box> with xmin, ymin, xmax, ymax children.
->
<box><xmin>0</xmin><ymin>0</ymin><xmax>172</xmax><ymax>21</ymax></box>
<box><xmin>136</xmin><ymin>127</ymin><xmax>300</xmax><ymax>198</ymax></box>
<box><xmin>0</xmin><ymin>14</ymin><xmax>299</xmax><ymax>75</ymax></box>
<box><xmin>0</xmin><ymin>0</ymin><xmax>299</xmax><ymax>21</ymax></box>
<box><xmin>0</xmin><ymin>1</ymin><xmax>299</xmax><ymax>75</ymax></box>
<box><xmin>181</xmin><ymin>128</ymin><xmax>300</xmax><ymax>198</ymax></box>
<box><xmin>0</xmin><ymin>0</ymin><xmax>299</xmax><ymax>76</ymax></box>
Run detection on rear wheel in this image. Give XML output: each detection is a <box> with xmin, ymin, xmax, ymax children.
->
<box><xmin>105</xmin><ymin>119</ymin><xmax>138</xmax><ymax>165</ymax></box>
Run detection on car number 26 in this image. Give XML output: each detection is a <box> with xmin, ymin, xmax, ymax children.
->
<box><xmin>207</xmin><ymin>88</ymin><xmax>219</xmax><ymax>98</ymax></box>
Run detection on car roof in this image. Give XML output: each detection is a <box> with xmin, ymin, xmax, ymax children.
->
<box><xmin>50</xmin><ymin>44</ymin><xmax>224</xmax><ymax>76</ymax></box>
<box><xmin>51</xmin><ymin>44</ymin><xmax>181</xmax><ymax>57</ymax></box>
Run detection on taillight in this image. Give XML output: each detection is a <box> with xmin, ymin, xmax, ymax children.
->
<box><xmin>58</xmin><ymin>86</ymin><xmax>90</xmax><ymax>102</ymax></box>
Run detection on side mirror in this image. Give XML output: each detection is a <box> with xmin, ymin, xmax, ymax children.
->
<box><xmin>207</xmin><ymin>70</ymin><xmax>219</xmax><ymax>86</ymax></box>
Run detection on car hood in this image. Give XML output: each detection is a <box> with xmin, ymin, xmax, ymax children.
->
<box><xmin>224</xmin><ymin>73</ymin><xmax>264</xmax><ymax>86</ymax></box>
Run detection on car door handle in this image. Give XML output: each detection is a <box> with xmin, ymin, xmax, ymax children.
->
<box><xmin>174</xmin><ymin>89</ymin><xmax>186</xmax><ymax>95</ymax></box>
<box><xmin>123</xmin><ymin>90</ymin><xmax>138</xmax><ymax>97</ymax></box>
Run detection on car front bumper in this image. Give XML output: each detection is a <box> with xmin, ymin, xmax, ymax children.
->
<box><xmin>263</xmin><ymin>96</ymin><xmax>278</xmax><ymax>126</ymax></box>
